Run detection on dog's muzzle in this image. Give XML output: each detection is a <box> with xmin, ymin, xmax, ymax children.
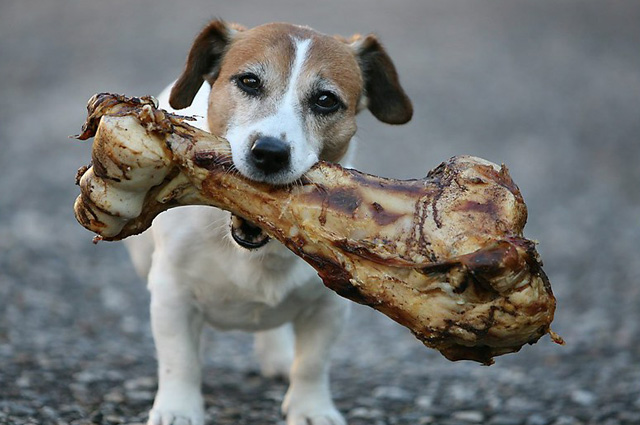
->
<box><xmin>230</xmin><ymin>214</ymin><xmax>270</xmax><ymax>249</ymax></box>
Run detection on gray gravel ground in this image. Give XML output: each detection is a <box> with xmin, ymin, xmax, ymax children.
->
<box><xmin>2</xmin><ymin>1</ymin><xmax>640</xmax><ymax>424</ymax></box>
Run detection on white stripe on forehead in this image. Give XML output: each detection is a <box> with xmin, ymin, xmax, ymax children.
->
<box><xmin>283</xmin><ymin>37</ymin><xmax>312</xmax><ymax>105</ymax></box>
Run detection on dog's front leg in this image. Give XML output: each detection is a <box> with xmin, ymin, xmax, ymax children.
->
<box><xmin>147</xmin><ymin>263</ymin><xmax>205</xmax><ymax>425</ymax></box>
<box><xmin>283</xmin><ymin>291</ymin><xmax>350</xmax><ymax>425</ymax></box>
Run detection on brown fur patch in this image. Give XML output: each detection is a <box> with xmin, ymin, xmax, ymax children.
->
<box><xmin>170</xmin><ymin>20</ymin><xmax>230</xmax><ymax>110</ymax></box>
<box><xmin>353</xmin><ymin>34</ymin><xmax>413</xmax><ymax>124</ymax></box>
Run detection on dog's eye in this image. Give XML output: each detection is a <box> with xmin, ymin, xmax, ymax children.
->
<box><xmin>235</xmin><ymin>73</ymin><xmax>262</xmax><ymax>96</ymax></box>
<box><xmin>311</xmin><ymin>92</ymin><xmax>342</xmax><ymax>114</ymax></box>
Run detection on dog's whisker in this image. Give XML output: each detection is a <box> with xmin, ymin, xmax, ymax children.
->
<box><xmin>223</xmin><ymin>164</ymin><xmax>242</xmax><ymax>180</ymax></box>
<box><xmin>203</xmin><ymin>215</ymin><xmax>231</xmax><ymax>232</ymax></box>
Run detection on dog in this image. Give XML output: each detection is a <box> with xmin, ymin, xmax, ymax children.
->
<box><xmin>125</xmin><ymin>19</ymin><xmax>412</xmax><ymax>425</ymax></box>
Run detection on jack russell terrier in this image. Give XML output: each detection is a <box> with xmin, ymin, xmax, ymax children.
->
<box><xmin>125</xmin><ymin>19</ymin><xmax>412</xmax><ymax>425</ymax></box>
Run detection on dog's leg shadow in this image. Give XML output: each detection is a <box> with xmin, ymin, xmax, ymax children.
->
<box><xmin>254</xmin><ymin>324</ymin><xmax>295</xmax><ymax>381</ymax></box>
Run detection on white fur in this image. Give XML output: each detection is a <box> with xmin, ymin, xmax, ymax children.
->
<box><xmin>128</xmin><ymin>38</ymin><xmax>352</xmax><ymax>425</ymax></box>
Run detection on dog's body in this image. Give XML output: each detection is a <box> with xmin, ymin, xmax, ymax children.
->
<box><xmin>126</xmin><ymin>21</ymin><xmax>412</xmax><ymax>425</ymax></box>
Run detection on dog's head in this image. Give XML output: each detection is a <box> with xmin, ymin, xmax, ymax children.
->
<box><xmin>170</xmin><ymin>20</ymin><xmax>412</xmax><ymax>183</ymax></box>
<box><xmin>169</xmin><ymin>20</ymin><xmax>412</xmax><ymax>249</ymax></box>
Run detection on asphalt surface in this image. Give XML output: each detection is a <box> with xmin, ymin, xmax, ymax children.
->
<box><xmin>1</xmin><ymin>1</ymin><xmax>640</xmax><ymax>424</ymax></box>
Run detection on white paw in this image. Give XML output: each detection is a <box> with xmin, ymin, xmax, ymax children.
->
<box><xmin>147</xmin><ymin>391</ymin><xmax>204</xmax><ymax>425</ymax></box>
<box><xmin>286</xmin><ymin>408</ymin><xmax>346</xmax><ymax>425</ymax></box>
<box><xmin>282</xmin><ymin>386</ymin><xmax>346</xmax><ymax>425</ymax></box>
<box><xmin>147</xmin><ymin>408</ymin><xmax>204</xmax><ymax>425</ymax></box>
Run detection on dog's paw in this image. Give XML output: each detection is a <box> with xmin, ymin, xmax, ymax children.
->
<box><xmin>147</xmin><ymin>408</ymin><xmax>204</xmax><ymax>425</ymax></box>
<box><xmin>282</xmin><ymin>386</ymin><xmax>346</xmax><ymax>425</ymax></box>
<box><xmin>286</xmin><ymin>409</ymin><xmax>346</xmax><ymax>425</ymax></box>
<box><xmin>147</xmin><ymin>391</ymin><xmax>204</xmax><ymax>425</ymax></box>
<box><xmin>286</xmin><ymin>407</ymin><xmax>346</xmax><ymax>425</ymax></box>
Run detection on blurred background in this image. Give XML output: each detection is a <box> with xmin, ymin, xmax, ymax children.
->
<box><xmin>1</xmin><ymin>1</ymin><xmax>639</xmax><ymax>424</ymax></box>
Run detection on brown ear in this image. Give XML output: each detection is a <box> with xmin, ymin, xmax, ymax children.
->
<box><xmin>352</xmin><ymin>34</ymin><xmax>413</xmax><ymax>125</ymax></box>
<box><xmin>169</xmin><ymin>19</ymin><xmax>233</xmax><ymax>110</ymax></box>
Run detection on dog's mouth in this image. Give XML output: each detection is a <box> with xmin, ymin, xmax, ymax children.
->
<box><xmin>230</xmin><ymin>214</ymin><xmax>270</xmax><ymax>249</ymax></box>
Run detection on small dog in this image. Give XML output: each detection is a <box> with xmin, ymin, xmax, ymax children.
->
<box><xmin>126</xmin><ymin>20</ymin><xmax>412</xmax><ymax>425</ymax></box>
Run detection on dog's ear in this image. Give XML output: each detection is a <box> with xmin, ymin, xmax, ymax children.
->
<box><xmin>351</xmin><ymin>34</ymin><xmax>413</xmax><ymax>125</ymax></box>
<box><xmin>170</xmin><ymin>19</ymin><xmax>237</xmax><ymax>110</ymax></box>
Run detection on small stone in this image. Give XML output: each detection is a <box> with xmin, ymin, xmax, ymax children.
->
<box><xmin>73</xmin><ymin>371</ymin><xmax>99</xmax><ymax>383</ymax></box>
<box><xmin>89</xmin><ymin>411</ymin><xmax>104</xmax><ymax>423</ymax></box>
<box><xmin>415</xmin><ymin>395</ymin><xmax>434</xmax><ymax>409</ymax></box>
<box><xmin>505</xmin><ymin>397</ymin><xmax>543</xmax><ymax>411</ymax></box>
<box><xmin>219</xmin><ymin>406</ymin><xmax>242</xmax><ymax>419</ymax></box>
<box><xmin>124</xmin><ymin>376</ymin><xmax>156</xmax><ymax>391</ymax></box>
<box><xmin>263</xmin><ymin>390</ymin><xmax>284</xmax><ymax>402</ymax></box>
<box><xmin>570</xmin><ymin>390</ymin><xmax>596</xmax><ymax>407</ymax></box>
<box><xmin>59</xmin><ymin>404</ymin><xmax>85</xmax><ymax>415</ymax></box>
<box><xmin>348</xmin><ymin>407</ymin><xmax>384</xmax><ymax>419</ymax></box>
<box><xmin>552</xmin><ymin>416</ymin><xmax>582</xmax><ymax>425</ymax></box>
<box><xmin>4</xmin><ymin>403</ymin><xmax>36</xmax><ymax>417</ymax></box>
<box><xmin>40</xmin><ymin>405</ymin><xmax>58</xmax><ymax>418</ymax></box>
<box><xmin>121</xmin><ymin>315</ymin><xmax>140</xmax><ymax>334</ymax></box>
<box><xmin>452</xmin><ymin>411</ymin><xmax>484</xmax><ymax>423</ymax></box>
<box><xmin>417</xmin><ymin>416</ymin><xmax>436</xmax><ymax>424</ymax></box>
<box><xmin>372</xmin><ymin>386</ymin><xmax>412</xmax><ymax>401</ymax></box>
<box><xmin>618</xmin><ymin>411</ymin><xmax>640</xmax><ymax>424</ymax></box>
<box><xmin>103</xmin><ymin>389</ymin><xmax>125</xmax><ymax>403</ymax></box>
<box><xmin>69</xmin><ymin>382</ymin><xmax>88</xmax><ymax>397</ymax></box>
<box><xmin>126</xmin><ymin>390</ymin><xmax>154</xmax><ymax>402</ymax></box>
<box><xmin>205</xmin><ymin>405</ymin><xmax>220</xmax><ymax>418</ymax></box>
<box><xmin>424</xmin><ymin>406</ymin><xmax>453</xmax><ymax>417</ymax></box>
<box><xmin>0</xmin><ymin>344</ymin><xmax>14</xmax><ymax>357</ymax></box>
<box><xmin>447</xmin><ymin>383</ymin><xmax>478</xmax><ymax>404</ymax></box>
<box><xmin>16</xmin><ymin>375</ymin><xmax>30</xmax><ymax>388</ymax></box>
<box><xmin>104</xmin><ymin>415</ymin><xmax>125</xmax><ymax>424</ymax></box>
<box><xmin>487</xmin><ymin>393</ymin><xmax>503</xmax><ymax>410</ymax></box>
<box><xmin>70</xmin><ymin>419</ymin><xmax>93</xmax><ymax>425</ymax></box>
<box><xmin>104</xmin><ymin>370</ymin><xmax>125</xmax><ymax>381</ymax></box>
<box><xmin>526</xmin><ymin>414</ymin><xmax>551</xmax><ymax>425</ymax></box>
<box><xmin>401</xmin><ymin>411</ymin><xmax>427</xmax><ymax>423</ymax></box>
<box><xmin>355</xmin><ymin>397</ymin><xmax>377</xmax><ymax>407</ymax></box>
<box><xmin>489</xmin><ymin>415</ymin><xmax>524</xmax><ymax>425</ymax></box>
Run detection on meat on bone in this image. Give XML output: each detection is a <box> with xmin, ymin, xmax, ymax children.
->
<box><xmin>74</xmin><ymin>93</ymin><xmax>562</xmax><ymax>365</ymax></box>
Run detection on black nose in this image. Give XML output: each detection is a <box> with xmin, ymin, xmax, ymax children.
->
<box><xmin>250</xmin><ymin>136</ymin><xmax>290</xmax><ymax>174</ymax></box>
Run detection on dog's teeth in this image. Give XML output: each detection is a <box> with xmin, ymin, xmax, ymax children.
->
<box><xmin>230</xmin><ymin>214</ymin><xmax>270</xmax><ymax>249</ymax></box>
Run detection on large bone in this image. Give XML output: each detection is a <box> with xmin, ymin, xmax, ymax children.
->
<box><xmin>74</xmin><ymin>93</ymin><xmax>561</xmax><ymax>365</ymax></box>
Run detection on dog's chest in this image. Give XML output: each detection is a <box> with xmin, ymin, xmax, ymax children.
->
<box><xmin>195</xmin><ymin>288</ymin><xmax>307</xmax><ymax>331</ymax></box>
<box><xmin>191</xmin><ymin>272</ymin><xmax>324</xmax><ymax>331</ymax></box>
<box><xmin>181</xmin><ymin>243</ymin><xmax>324</xmax><ymax>331</ymax></box>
